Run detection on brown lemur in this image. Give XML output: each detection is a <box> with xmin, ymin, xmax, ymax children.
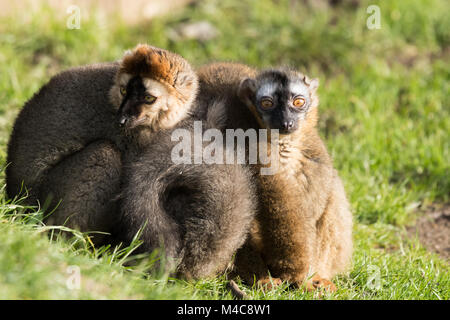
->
<box><xmin>195</xmin><ymin>63</ymin><xmax>353</xmax><ymax>290</ymax></box>
<box><xmin>110</xmin><ymin>45</ymin><xmax>257</xmax><ymax>279</ymax></box>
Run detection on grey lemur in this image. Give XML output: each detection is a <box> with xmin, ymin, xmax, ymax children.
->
<box><xmin>196</xmin><ymin>63</ymin><xmax>353</xmax><ymax>291</ymax></box>
<box><xmin>6</xmin><ymin>45</ymin><xmax>256</xmax><ymax>279</ymax></box>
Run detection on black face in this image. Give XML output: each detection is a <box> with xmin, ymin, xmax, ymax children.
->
<box><xmin>253</xmin><ymin>71</ymin><xmax>310</xmax><ymax>134</ymax></box>
<box><xmin>117</xmin><ymin>76</ymin><xmax>157</xmax><ymax>128</ymax></box>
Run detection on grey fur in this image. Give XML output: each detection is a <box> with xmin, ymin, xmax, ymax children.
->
<box><xmin>6</xmin><ymin>62</ymin><xmax>123</xmax><ymax>243</ymax></box>
<box><xmin>118</xmin><ymin>117</ymin><xmax>256</xmax><ymax>279</ymax></box>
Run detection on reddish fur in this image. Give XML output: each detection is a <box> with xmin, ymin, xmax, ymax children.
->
<box><xmin>110</xmin><ymin>44</ymin><xmax>198</xmax><ymax>140</ymax></box>
<box><xmin>120</xmin><ymin>44</ymin><xmax>194</xmax><ymax>101</ymax></box>
<box><xmin>121</xmin><ymin>44</ymin><xmax>176</xmax><ymax>86</ymax></box>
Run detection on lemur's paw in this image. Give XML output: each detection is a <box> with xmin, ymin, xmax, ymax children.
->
<box><xmin>305</xmin><ymin>275</ymin><xmax>337</xmax><ymax>293</ymax></box>
<box><xmin>257</xmin><ymin>277</ymin><xmax>283</xmax><ymax>291</ymax></box>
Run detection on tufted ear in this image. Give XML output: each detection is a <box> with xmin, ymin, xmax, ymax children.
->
<box><xmin>237</xmin><ymin>78</ymin><xmax>257</xmax><ymax>105</ymax></box>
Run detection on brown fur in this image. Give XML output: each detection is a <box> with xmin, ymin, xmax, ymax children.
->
<box><xmin>196</xmin><ymin>63</ymin><xmax>353</xmax><ymax>290</ymax></box>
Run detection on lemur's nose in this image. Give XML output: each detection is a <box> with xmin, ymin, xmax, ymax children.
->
<box><xmin>282</xmin><ymin>121</ymin><xmax>294</xmax><ymax>131</ymax></box>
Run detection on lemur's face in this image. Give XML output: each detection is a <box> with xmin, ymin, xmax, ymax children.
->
<box><xmin>109</xmin><ymin>44</ymin><xmax>198</xmax><ymax>131</ymax></box>
<box><xmin>115</xmin><ymin>73</ymin><xmax>173</xmax><ymax>129</ymax></box>
<box><xmin>239</xmin><ymin>70</ymin><xmax>318</xmax><ymax>134</ymax></box>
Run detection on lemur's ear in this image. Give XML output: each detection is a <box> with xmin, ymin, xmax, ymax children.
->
<box><xmin>238</xmin><ymin>78</ymin><xmax>257</xmax><ymax>105</ymax></box>
<box><xmin>308</xmin><ymin>78</ymin><xmax>319</xmax><ymax>92</ymax></box>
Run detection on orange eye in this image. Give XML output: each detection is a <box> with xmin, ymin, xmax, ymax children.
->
<box><xmin>120</xmin><ymin>86</ymin><xmax>127</xmax><ymax>96</ymax></box>
<box><xmin>293</xmin><ymin>97</ymin><xmax>305</xmax><ymax>108</ymax></box>
<box><xmin>260</xmin><ymin>98</ymin><xmax>273</xmax><ymax>109</ymax></box>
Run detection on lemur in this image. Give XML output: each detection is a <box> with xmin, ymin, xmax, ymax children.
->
<box><xmin>196</xmin><ymin>63</ymin><xmax>353</xmax><ymax>291</ymax></box>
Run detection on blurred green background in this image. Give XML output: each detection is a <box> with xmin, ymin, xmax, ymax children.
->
<box><xmin>0</xmin><ymin>0</ymin><xmax>448</xmax><ymax>299</ymax></box>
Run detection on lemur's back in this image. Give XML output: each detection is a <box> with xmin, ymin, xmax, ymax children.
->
<box><xmin>195</xmin><ymin>62</ymin><xmax>260</xmax><ymax>131</ymax></box>
<box><xmin>6</xmin><ymin>62</ymin><xmax>120</xmax><ymax>200</ymax></box>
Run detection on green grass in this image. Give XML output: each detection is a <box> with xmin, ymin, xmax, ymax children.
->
<box><xmin>0</xmin><ymin>0</ymin><xmax>448</xmax><ymax>299</ymax></box>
